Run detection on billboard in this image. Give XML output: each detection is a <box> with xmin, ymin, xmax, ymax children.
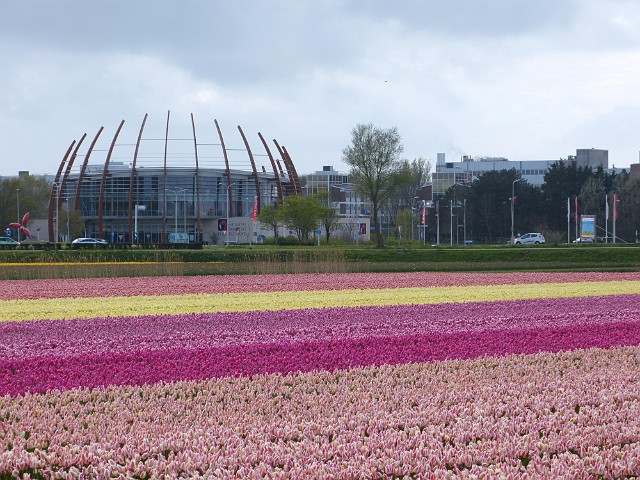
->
<box><xmin>580</xmin><ymin>215</ymin><xmax>596</xmax><ymax>241</ymax></box>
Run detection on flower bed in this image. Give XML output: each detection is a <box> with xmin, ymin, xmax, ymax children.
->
<box><xmin>1</xmin><ymin>271</ymin><xmax>640</xmax><ymax>478</ymax></box>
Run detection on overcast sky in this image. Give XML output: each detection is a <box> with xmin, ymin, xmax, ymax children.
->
<box><xmin>2</xmin><ymin>0</ymin><xmax>640</xmax><ymax>178</ymax></box>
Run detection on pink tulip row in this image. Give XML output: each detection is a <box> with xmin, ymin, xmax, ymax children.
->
<box><xmin>2</xmin><ymin>346</ymin><xmax>640</xmax><ymax>478</ymax></box>
<box><xmin>2</xmin><ymin>271</ymin><xmax>638</xmax><ymax>300</ymax></box>
<box><xmin>2</xmin><ymin>294</ymin><xmax>638</xmax><ymax>396</ymax></box>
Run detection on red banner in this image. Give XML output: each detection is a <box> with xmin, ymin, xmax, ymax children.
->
<box><xmin>251</xmin><ymin>198</ymin><xmax>258</xmax><ymax>222</ymax></box>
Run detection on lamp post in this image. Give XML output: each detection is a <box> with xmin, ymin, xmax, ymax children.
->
<box><xmin>450</xmin><ymin>202</ymin><xmax>454</xmax><ymax>246</ymax></box>
<box><xmin>16</xmin><ymin>189</ymin><xmax>20</xmax><ymax>243</ymax></box>
<box><xmin>511</xmin><ymin>178</ymin><xmax>524</xmax><ymax>244</ymax></box>
<box><xmin>134</xmin><ymin>204</ymin><xmax>146</xmax><ymax>244</ymax></box>
<box><xmin>52</xmin><ymin>182</ymin><xmax>60</xmax><ymax>252</ymax></box>
<box><xmin>167</xmin><ymin>188</ymin><xmax>187</xmax><ymax>242</ymax></box>
<box><xmin>66</xmin><ymin>197</ymin><xmax>70</xmax><ymax>242</ymax></box>
<box><xmin>226</xmin><ymin>183</ymin><xmax>235</xmax><ymax>245</ymax></box>
<box><xmin>436</xmin><ymin>200</ymin><xmax>440</xmax><ymax>246</ymax></box>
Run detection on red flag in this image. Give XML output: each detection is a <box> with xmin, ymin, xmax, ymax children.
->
<box><xmin>421</xmin><ymin>205</ymin><xmax>426</xmax><ymax>225</ymax></box>
<box><xmin>513</xmin><ymin>195</ymin><xmax>517</xmax><ymax>205</ymax></box>
<box><xmin>251</xmin><ymin>197</ymin><xmax>258</xmax><ymax>222</ymax></box>
<box><xmin>614</xmin><ymin>193</ymin><xmax>618</xmax><ymax>220</ymax></box>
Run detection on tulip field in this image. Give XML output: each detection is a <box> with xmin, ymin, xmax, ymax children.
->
<box><xmin>1</xmin><ymin>271</ymin><xmax>640</xmax><ymax>478</ymax></box>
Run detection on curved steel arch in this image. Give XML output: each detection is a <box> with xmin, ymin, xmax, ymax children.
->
<box><xmin>214</xmin><ymin>119</ymin><xmax>234</xmax><ymax>217</ymax></box>
<box><xmin>237</xmin><ymin>125</ymin><xmax>261</xmax><ymax>213</ymax></box>
<box><xmin>282</xmin><ymin>145</ymin><xmax>302</xmax><ymax>194</ymax></box>
<box><xmin>48</xmin><ymin>139</ymin><xmax>75</xmax><ymax>241</ymax></box>
<box><xmin>191</xmin><ymin>113</ymin><xmax>202</xmax><ymax>237</ymax></box>
<box><xmin>74</xmin><ymin>127</ymin><xmax>104</xmax><ymax>211</ymax></box>
<box><xmin>258</xmin><ymin>132</ymin><xmax>283</xmax><ymax>202</ymax></box>
<box><xmin>59</xmin><ymin>133</ymin><xmax>87</xmax><ymax>211</ymax></box>
<box><xmin>162</xmin><ymin>110</ymin><xmax>170</xmax><ymax>242</ymax></box>
<box><xmin>273</xmin><ymin>139</ymin><xmax>299</xmax><ymax>195</ymax></box>
<box><xmin>97</xmin><ymin>120</ymin><xmax>125</xmax><ymax>239</ymax></box>
<box><xmin>128</xmin><ymin>113</ymin><xmax>148</xmax><ymax>241</ymax></box>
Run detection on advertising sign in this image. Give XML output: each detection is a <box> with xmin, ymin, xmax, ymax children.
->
<box><xmin>580</xmin><ymin>215</ymin><xmax>596</xmax><ymax>241</ymax></box>
<box><xmin>168</xmin><ymin>232</ymin><xmax>189</xmax><ymax>244</ymax></box>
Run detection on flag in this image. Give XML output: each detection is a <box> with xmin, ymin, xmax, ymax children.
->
<box><xmin>567</xmin><ymin>197</ymin><xmax>570</xmax><ymax>221</ymax></box>
<box><xmin>251</xmin><ymin>197</ymin><xmax>258</xmax><ymax>222</ymax></box>
<box><xmin>513</xmin><ymin>195</ymin><xmax>517</xmax><ymax>205</ymax></box>
<box><xmin>605</xmin><ymin>195</ymin><xmax>609</xmax><ymax>220</ymax></box>
<box><xmin>614</xmin><ymin>193</ymin><xmax>619</xmax><ymax>220</ymax></box>
<box><xmin>421</xmin><ymin>205</ymin><xmax>426</xmax><ymax>225</ymax></box>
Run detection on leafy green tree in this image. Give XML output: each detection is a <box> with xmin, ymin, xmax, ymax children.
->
<box><xmin>579</xmin><ymin>177</ymin><xmax>605</xmax><ymax>217</ymax></box>
<box><xmin>281</xmin><ymin>195</ymin><xmax>323</xmax><ymax>243</ymax></box>
<box><xmin>615</xmin><ymin>175</ymin><xmax>640</xmax><ymax>242</ymax></box>
<box><xmin>541</xmin><ymin>162</ymin><xmax>592</xmax><ymax>234</ymax></box>
<box><xmin>256</xmin><ymin>203</ymin><xmax>283</xmax><ymax>244</ymax></box>
<box><xmin>314</xmin><ymin>191</ymin><xmax>341</xmax><ymax>244</ymax></box>
<box><xmin>386</xmin><ymin>157</ymin><xmax>431</xmax><ymax>229</ymax></box>
<box><xmin>343</xmin><ymin>123</ymin><xmax>404</xmax><ymax>248</ymax></box>
<box><xmin>395</xmin><ymin>209</ymin><xmax>415</xmax><ymax>242</ymax></box>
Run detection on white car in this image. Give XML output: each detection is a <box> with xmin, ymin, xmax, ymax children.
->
<box><xmin>514</xmin><ymin>233</ymin><xmax>545</xmax><ymax>245</ymax></box>
<box><xmin>0</xmin><ymin>237</ymin><xmax>20</xmax><ymax>246</ymax></box>
<box><xmin>71</xmin><ymin>237</ymin><xmax>108</xmax><ymax>245</ymax></box>
<box><xmin>572</xmin><ymin>237</ymin><xmax>594</xmax><ymax>243</ymax></box>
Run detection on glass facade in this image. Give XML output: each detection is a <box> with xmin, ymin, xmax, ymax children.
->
<box><xmin>63</xmin><ymin>167</ymin><xmax>281</xmax><ymax>244</ymax></box>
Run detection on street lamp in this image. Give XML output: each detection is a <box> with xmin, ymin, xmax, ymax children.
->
<box><xmin>511</xmin><ymin>178</ymin><xmax>524</xmax><ymax>244</ymax></box>
<box><xmin>167</xmin><ymin>188</ymin><xmax>187</xmax><ymax>241</ymax></box>
<box><xmin>134</xmin><ymin>204</ymin><xmax>146</xmax><ymax>244</ymax></box>
<box><xmin>66</xmin><ymin>197</ymin><xmax>70</xmax><ymax>242</ymax></box>
<box><xmin>225</xmin><ymin>183</ymin><xmax>236</xmax><ymax>245</ymax></box>
<box><xmin>16</xmin><ymin>189</ymin><xmax>20</xmax><ymax>243</ymax></box>
<box><xmin>52</xmin><ymin>182</ymin><xmax>60</xmax><ymax>252</ymax></box>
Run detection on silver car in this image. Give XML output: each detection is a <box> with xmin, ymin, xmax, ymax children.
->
<box><xmin>514</xmin><ymin>233</ymin><xmax>545</xmax><ymax>245</ymax></box>
<box><xmin>71</xmin><ymin>237</ymin><xmax>108</xmax><ymax>245</ymax></box>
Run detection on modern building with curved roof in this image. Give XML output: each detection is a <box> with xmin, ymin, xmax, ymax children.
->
<box><xmin>48</xmin><ymin>112</ymin><xmax>301</xmax><ymax>244</ymax></box>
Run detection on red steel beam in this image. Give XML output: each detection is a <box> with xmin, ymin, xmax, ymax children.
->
<box><xmin>237</xmin><ymin>125</ymin><xmax>261</xmax><ymax>213</ymax></box>
<box><xmin>214</xmin><ymin>119</ymin><xmax>234</xmax><ymax>217</ymax></box>
<box><xmin>48</xmin><ymin>140</ymin><xmax>75</xmax><ymax>242</ymax></box>
<box><xmin>258</xmin><ymin>132</ymin><xmax>284</xmax><ymax>202</ymax></box>
<box><xmin>97</xmin><ymin>120</ymin><xmax>125</xmax><ymax>239</ymax></box>
<box><xmin>128</xmin><ymin>113</ymin><xmax>148</xmax><ymax>242</ymax></box>
<box><xmin>191</xmin><ymin>113</ymin><xmax>201</xmax><ymax>238</ymax></box>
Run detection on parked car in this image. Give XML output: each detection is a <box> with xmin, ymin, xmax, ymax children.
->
<box><xmin>572</xmin><ymin>237</ymin><xmax>594</xmax><ymax>243</ymax></box>
<box><xmin>0</xmin><ymin>237</ymin><xmax>20</xmax><ymax>247</ymax></box>
<box><xmin>71</xmin><ymin>237</ymin><xmax>108</xmax><ymax>247</ymax></box>
<box><xmin>513</xmin><ymin>233</ymin><xmax>545</xmax><ymax>245</ymax></box>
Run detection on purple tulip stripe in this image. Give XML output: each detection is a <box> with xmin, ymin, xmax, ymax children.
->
<box><xmin>2</xmin><ymin>295</ymin><xmax>639</xmax><ymax>396</ymax></box>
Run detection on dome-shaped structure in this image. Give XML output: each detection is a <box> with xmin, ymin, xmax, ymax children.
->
<box><xmin>48</xmin><ymin>112</ymin><xmax>301</xmax><ymax>244</ymax></box>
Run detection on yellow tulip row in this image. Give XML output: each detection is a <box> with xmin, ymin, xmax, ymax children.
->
<box><xmin>1</xmin><ymin>280</ymin><xmax>637</xmax><ymax>323</ymax></box>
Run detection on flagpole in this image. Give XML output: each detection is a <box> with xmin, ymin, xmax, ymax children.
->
<box><xmin>613</xmin><ymin>193</ymin><xmax>617</xmax><ymax>244</ymax></box>
<box><xmin>574</xmin><ymin>196</ymin><xmax>579</xmax><ymax>242</ymax></box>
<box><xmin>567</xmin><ymin>197</ymin><xmax>570</xmax><ymax>244</ymax></box>
<box><xmin>605</xmin><ymin>194</ymin><xmax>609</xmax><ymax>243</ymax></box>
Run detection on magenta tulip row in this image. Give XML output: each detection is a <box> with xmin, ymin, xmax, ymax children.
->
<box><xmin>2</xmin><ymin>271</ymin><xmax>638</xmax><ymax>300</ymax></box>
<box><xmin>2</xmin><ymin>295</ymin><xmax>639</xmax><ymax>396</ymax></box>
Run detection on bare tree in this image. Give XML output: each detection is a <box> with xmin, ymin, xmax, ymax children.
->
<box><xmin>342</xmin><ymin>123</ymin><xmax>404</xmax><ymax>247</ymax></box>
